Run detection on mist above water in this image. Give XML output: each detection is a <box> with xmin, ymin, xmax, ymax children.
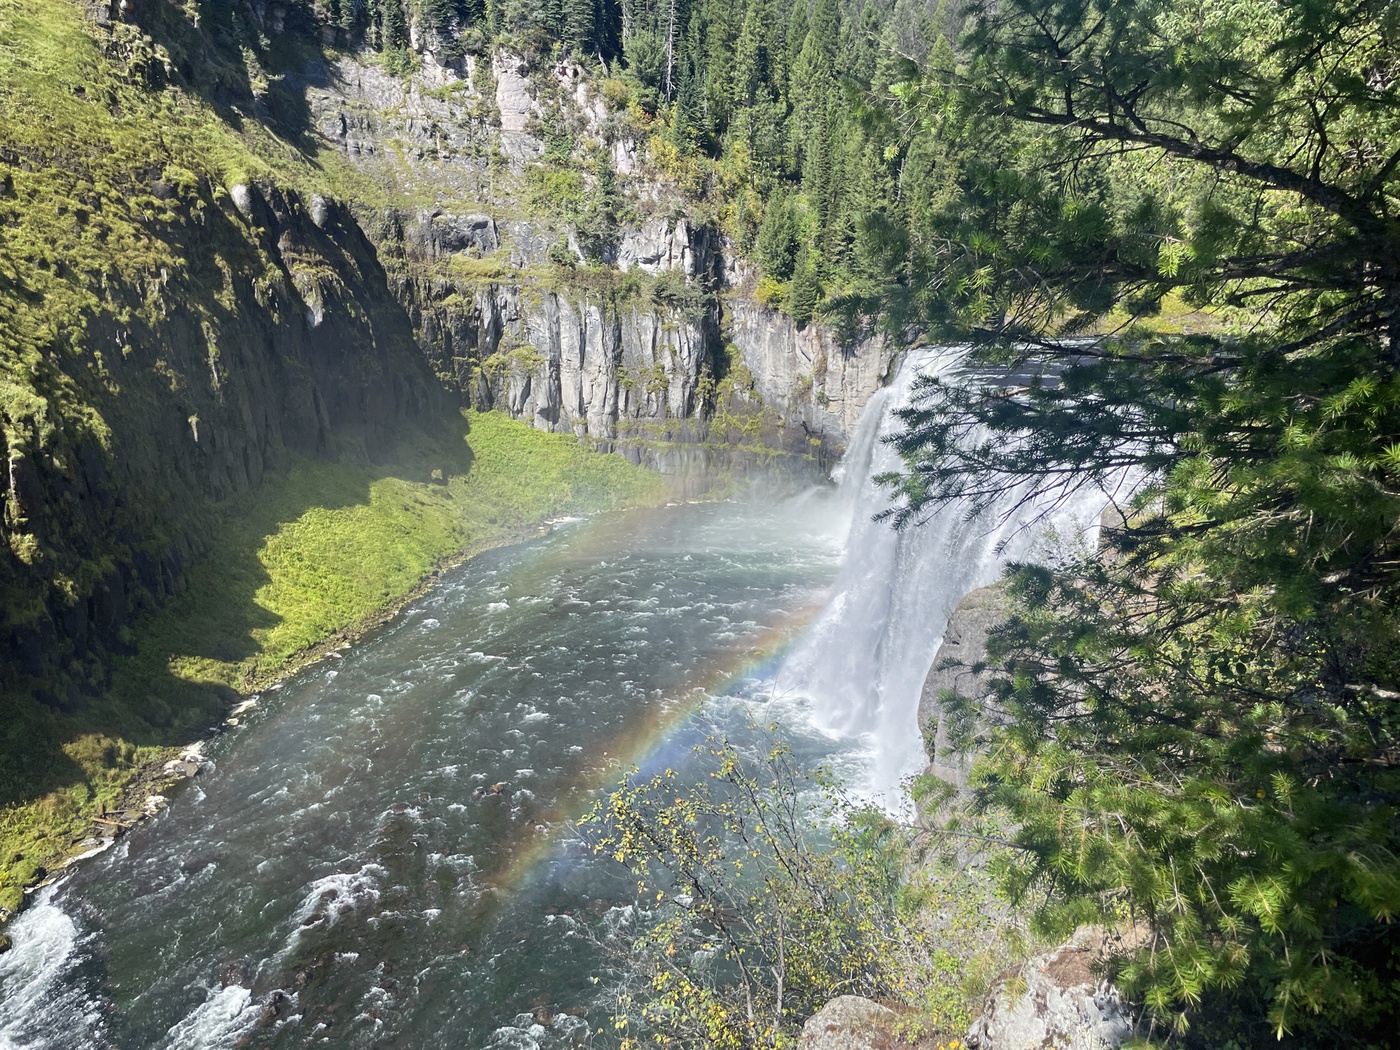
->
<box><xmin>777</xmin><ymin>348</ymin><xmax>1113</xmax><ymax>802</ymax></box>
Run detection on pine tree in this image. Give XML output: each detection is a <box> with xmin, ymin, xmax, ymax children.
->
<box><xmin>755</xmin><ymin>190</ymin><xmax>799</xmax><ymax>279</ymax></box>
<box><xmin>623</xmin><ymin>27</ymin><xmax>665</xmax><ymax>112</ymax></box>
<box><xmin>577</xmin><ymin>152</ymin><xmax>622</xmax><ymax>262</ymax></box>
<box><xmin>702</xmin><ymin>0</ymin><xmax>741</xmax><ymax>135</ymax></box>
<box><xmin>561</xmin><ymin>0</ymin><xmax>597</xmax><ymax>52</ymax></box>
<box><xmin>884</xmin><ymin>0</ymin><xmax>1400</xmax><ymax>1043</ymax></box>
<box><xmin>377</xmin><ymin>0</ymin><xmax>409</xmax><ymax>67</ymax></box>
<box><xmin>788</xmin><ymin>247</ymin><xmax>820</xmax><ymax>326</ymax></box>
<box><xmin>672</xmin><ymin>49</ymin><xmax>704</xmax><ymax>150</ymax></box>
<box><xmin>788</xmin><ymin>0</ymin><xmax>838</xmax><ymax>171</ymax></box>
<box><xmin>731</xmin><ymin>0</ymin><xmax>764</xmax><ymax>110</ymax></box>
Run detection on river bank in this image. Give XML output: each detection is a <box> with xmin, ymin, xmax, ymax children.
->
<box><xmin>0</xmin><ymin>411</ymin><xmax>668</xmax><ymax>933</ymax></box>
<box><xmin>0</xmin><ymin>496</ymin><xmax>858</xmax><ymax>1048</ymax></box>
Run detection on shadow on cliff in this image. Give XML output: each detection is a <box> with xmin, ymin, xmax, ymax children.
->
<box><xmin>131</xmin><ymin>0</ymin><xmax>331</xmax><ymax>155</ymax></box>
<box><xmin>0</xmin><ymin>416</ymin><xmax>475</xmax><ymax>812</ymax></box>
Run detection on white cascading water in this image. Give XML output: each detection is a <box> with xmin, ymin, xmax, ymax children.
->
<box><xmin>0</xmin><ymin>895</ymin><xmax>105</xmax><ymax>1050</ymax></box>
<box><xmin>777</xmin><ymin>347</ymin><xmax>1115</xmax><ymax>804</ymax></box>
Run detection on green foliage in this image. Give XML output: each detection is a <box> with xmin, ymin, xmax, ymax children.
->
<box><xmin>754</xmin><ymin>190</ymin><xmax>799</xmax><ymax>280</ymax></box>
<box><xmin>580</xmin><ymin>732</ymin><xmax>996</xmax><ymax>1049</ymax></box>
<box><xmin>881</xmin><ymin>1</ymin><xmax>1400</xmax><ymax>1045</ymax></box>
<box><xmin>786</xmin><ymin>250</ymin><xmax>820</xmax><ymax>328</ymax></box>
<box><xmin>577</xmin><ymin>152</ymin><xmax>624</xmax><ymax>262</ymax></box>
<box><xmin>526</xmin><ymin>162</ymin><xmax>587</xmax><ymax>218</ymax></box>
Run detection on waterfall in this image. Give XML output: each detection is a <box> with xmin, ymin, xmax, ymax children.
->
<box><xmin>776</xmin><ymin>348</ymin><xmax>1113</xmax><ymax>803</ymax></box>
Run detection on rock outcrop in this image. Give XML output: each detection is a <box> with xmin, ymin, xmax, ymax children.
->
<box><xmin>727</xmin><ymin>299</ymin><xmax>896</xmax><ymax>447</ymax></box>
<box><xmin>364</xmin><ymin>205</ymin><xmax>891</xmax><ymax>479</ymax></box>
<box><xmin>966</xmin><ymin>929</ymin><xmax>1138</xmax><ymax>1050</ymax></box>
<box><xmin>797</xmin><ymin>996</ymin><xmax>910</xmax><ymax>1050</ymax></box>
<box><xmin>917</xmin><ymin>584</ymin><xmax>1010</xmax><ymax>791</ymax></box>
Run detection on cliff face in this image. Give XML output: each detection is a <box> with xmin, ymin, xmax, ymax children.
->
<box><xmin>373</xmin><ymin>210</ymin><xmax>721</xmax><ymax>444</ymax></box>
<box><xmin>301</xmin><ymin>45</ymin><xmax>895</xmax><ymax>476</ymax></box>
<box><xmin>359</xmin><ymin>208</ymin><xmax>894</xmax><ymax>472</ymax></box>
<box><xmin>1</xmin><ymin>173</ymin><xmax>448</xmax><ymax>715</ymax></box>
<box><xmin>916</xmin><ymin>584</ymin><xmax>1010</xmax><ymax>792</ymax></box>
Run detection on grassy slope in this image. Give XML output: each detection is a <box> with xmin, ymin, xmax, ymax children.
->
<box><xmin>0</xmin><ymin>0</ymin><xmax>320</xmax><ymax>366</ymax></box>
<box><xmin>0</xmin><ymin>410</ymin><xmax>664</xmax><ymax>914</ymax></box>
<box><xmin>120</xmin><ymin>409</ymin><xmax>663</xmax><ymax>699</ymax></box>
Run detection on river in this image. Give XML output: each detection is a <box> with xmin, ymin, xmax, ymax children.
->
<box><xmin>0</xmin><ymin>349</ymin><xmax>1112</xmax><ymax>1049</ymax></box>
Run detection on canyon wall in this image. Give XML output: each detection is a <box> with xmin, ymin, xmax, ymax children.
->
<box><xmin>1</xmin><ymin>173</ymin><xmax>449</xmax><ymax>715</ymax></box>
<box><xmin>301</xmin><ymin>45</ymin><xmax>897</xmax><ymax>474</ymax></box>
<box><xmin>2</xmin><ymin>0</ymin><xmax>897</xmax><ymax>722</ymax></box>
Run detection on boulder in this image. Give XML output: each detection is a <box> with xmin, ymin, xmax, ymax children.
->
<box><xmin>798</xmin><ymin>996</ymin><xmax>905</xmax><ymax>1050</ymax></box>
<box><xmin>966</xmin><ymin>929</ymin><xmax>1137</xmax><ymax>1050</ymax></box>
<box><xmin>309</xmin><ymin>194</ymin><xmax>332</xmax><ymax>229</ymax></box>
<box><xmin>229</xmin><ymin>182</ymin><xmax>256</xmax><ymax>219</ymax></box>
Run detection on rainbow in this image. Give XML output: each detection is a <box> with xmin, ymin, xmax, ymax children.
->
<box><xmin>476</xmin><ymin>597</ymin><xmax>828</xmax><ymax>903</ymax></box>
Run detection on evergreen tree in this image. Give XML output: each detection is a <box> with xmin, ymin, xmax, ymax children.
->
<box><xmin>788</xmin><ymin>247</ymin><xmax>820</xmax><ymax>326</ymax></box>
<box><xmin>577</xmin><ymin>153</ymin><xmax>622</xmax><ymax>262</ymax></box>
<box><xmin>623</xmin><ymin>27</ymin><xmax>665</xmax><ymax>112</ymax></box>
<box><xmin>561</xmin><ymin>0</ymin><xmax>597</xmax><ymax>52</ymax></box>
<box><xmin>702</xmin><ymin>0</ymin><xmax>741</xmax><ymax>134</ymax></box>
<box><xmin>882</xmin><ymin>0</ymin><xmax>1400</xmax><ymax>1043</ymax></box>
<box><xmin>377</xmin><ymin>0</ymin><xmax>408</xmax><ymax>51</ymax></box>
<box><xmin>843</xmin><ymin>1</ymin><xmax>882</xmax><ymax>85</ymax></box>
<box><xmin>672</xmin><ymin>48</ymin><xmax>705</xmax><ymax>149</ymax></box>
<box><xmin>787</xmin><ymin>0</ymin><xmax>838</xmax><ymax>168</ymax></box>
<box><xmin>731</xmin><ymin>0</ymin><xmax>765</xmax><ymax>110</ymax></box>
<box><xmin>755</xmin><ymin>190</ymin><xmax>800</xmax><ymax>279</ymax></box>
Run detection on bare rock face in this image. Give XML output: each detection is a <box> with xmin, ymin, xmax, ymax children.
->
<box><xmin>798</xmin><ymin>996</ymin><xmax>907</xmax><ymax>1050</ymax></box>
<box><xmin>917</xmin><ymin>584</ymin><xmax>1010</xmax><ymax>791</ymax></box>
<box><xmin>494</xmin><ymin>52</ymin><xmax>534</xmax><ymax>132</ymax></box>
<box><xmin>617</xmin><ymin>216</ymin><xmax>697</xmax><ymax>276</ymax></box>
<box><xmin>402</xmin><ymin>211</ymin><xmax>498</xmax><ymax>259</ymax></box>
<box><xmin>303</xmin><ymin>48</ymin><xmax>894</xmax><ymax>474</ymax></box>
<box><xmin>966</xmin><ymin>930</ymin><xmax>1137</xmax><ymax>1050</ymax></box>
<box><xmin>727</xmin><ymin>298</ymin><xmax>893</xmax><ymax>443</ymax></box>
<box><xmin>308</xmin><ymin>194</ymin><xmax>332</xmax><ymax>229</ymax></box>
<box><xmin>229</xmin><ymin>182</ymin><xmax>256</xmax><ymax>219</ymax></box>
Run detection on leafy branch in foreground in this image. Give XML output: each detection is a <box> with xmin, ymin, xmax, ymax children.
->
<box><xmin>577</xmin><ymin>732</ymin><xmax>1014</xmax><ymax>1049</ymax></box>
